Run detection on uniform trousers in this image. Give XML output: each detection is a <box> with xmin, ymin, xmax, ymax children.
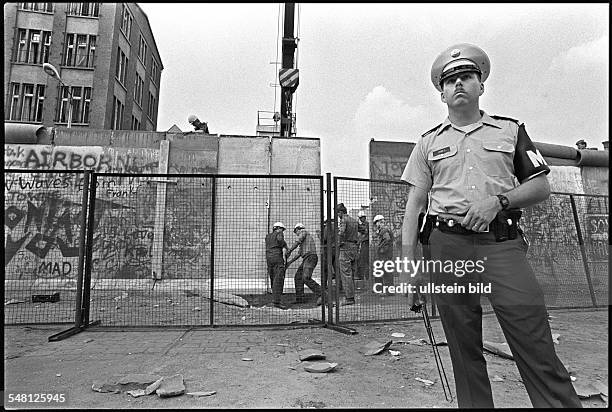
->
<box><xmin>338</xmin><ymin>245</ymin><xmax>359</xmax><ymax>300</ymax></box>
<box><xmin>266</xmin><ymin>259</ymin><xmax>286</xmax><ymax>305</ymax></box>
<box><xmin>294</xmin><ymin>254</ymin><xmax>321</xmax><ymax>301</ymax></box>
<box><xmin>429</xmin><ymin>229</ymin><xmax>581</xmax><ymax>408</ymax></box>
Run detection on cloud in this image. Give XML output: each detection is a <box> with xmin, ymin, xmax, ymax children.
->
<box><xmin>549</xmin><ymin>35</ymin><xmax>608</xmax><ymax>75</ymax></box>
<box><xmin>353</xmin><ymin>86</ymin><xmax>429</xmax><ymax>140</ymax></box>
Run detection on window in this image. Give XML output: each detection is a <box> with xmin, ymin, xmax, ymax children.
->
<box><xmin>64</xmin><ymin>33</ymin><xmax>96</xmax><ymax>67</ymax></box>
<box><xmin>19</xmin><ymin>3</ymin><xmax>53</xmax><ymax>12</ymax></box>
<box><xmin>67</xmin><ymin>2</ymin><xmax>100</xmax><ymax>17</ymax></box>
<box><xmin>9</xmin><ymin>83</ymin><xmax>21</xmax><ymax>121</ymax></box>
<box><xmin>120</xmin><ymin>4</ymin><xmax>132</xmax><ymax>39</ymax></box>
<box><xmin>111</xmin><ymin>96</ymin><xmax>125</xmax><ymax>130</ymax></box>
<box><xmin>6</xmin><ymin>82</ymin><xmax>46</xmax><ymax>122</ymax></box>
<box><xmin>147</xmin><ymin>91</ymin><xmax>157</xmax><ymax>120</ymax></box>
<box><xmin>57</xmin><ymin>86</ymin><xmax>92</xmax><ymax>124</ymax></box>
<box><xmin>138</xmin><ymin>34</ymin><xmax>148</xmax><ymax>63</ymax></box>
<box><xmin>35</xmin><ymin>85</ymin><xmax>45</xmax><ymax>122</ymax></box>
<box><xmin>14</xmin><ymin>28</ymin><xmax>51</xmax><ymax>64</ymax></box>
<box><xmin>150</xmin><ymin>57</ymin><xmax>158</xmax><ymax>84</ymax></box>
<box><xmin>116</xmin><ymin>48</ymin><xmax>128</xmax><ymax>85</ymax></box>
<box><xmin>133</xmin><ymin>73</ymin><xmax>144</xmax><ymax>106</ymax></box>
<box><xmin>131</xmin><ymin>115</ymin><xmax>141</xmax><ymax>130</ymax></box>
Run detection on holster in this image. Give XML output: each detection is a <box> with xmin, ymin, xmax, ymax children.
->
<box><xmin>417</xmin><ymin>213</ymin><xmax>433</xmax><ymax>245</ymax></box>
<box><xmin>491</xmin><ymin>209</ymin><xmax>522</xmax><ymax>242</ymax></box>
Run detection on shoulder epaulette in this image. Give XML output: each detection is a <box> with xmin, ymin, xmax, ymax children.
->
<box><xmin>421</xmin><ymin>123</ymin><xmax>442</xmax><ymax>138</ymax></box>
<box><xmin>490</xmin><ymin>115</ymin><xmax>520</xmax><ymax>124</ymax></box>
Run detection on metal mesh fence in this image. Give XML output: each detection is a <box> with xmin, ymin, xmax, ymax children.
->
<box><xmin>333</xmin><ymin>178</ymin><xmax>609</xmax><ymax>324</ymax></box>
<box><xmin>4</xmin><ymin>170</ymin><xmax>87</xmax><ymax>325</ymax></box>
<box><xmin>334</xmin><ymin>177</ymin><xmax>422</xmax><ymax>323</ymax></box>
<box><xmin>83</xmin><ymin>174</ymin><xmax>324</xmax><ymax>327</ymax></box>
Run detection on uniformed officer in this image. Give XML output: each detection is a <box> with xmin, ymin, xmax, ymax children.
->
<box><xmin>265</xmin><ymin>221</ymin><xmax>289</xmax><ymax>310</ymax></box>
<box><xmin>400</xmin><ymin>43</ymin><xmax>581</xmax><ymax>408</ymax></box>
<box><xmin>286</xmin><ymin>223</ymin><xmax>322</xmax><ymax>306</ymax></box>
<box><xmin>336</xmin><ymin>203</ymin><xmax>359</xmax><ymax>306</ymax></box>
<box><xmin>356</xmin><ymin>210</ymin><xmax>370</xmax><ymax>284</ymax></box>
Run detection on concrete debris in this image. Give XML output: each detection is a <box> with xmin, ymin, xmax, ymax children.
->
<box><xmin>303</xmin><ymin>362</ymin><xmax>338</xmax><ymax>373</ymax></box>
<box><xmin>92</xmin><ymin>381</ymin><xmax>122</xmax><ymax>393</ymax></box>
<box><xmin>551</xmin><ymin>333</ymin><xmax>560</xmax><ymax>344</ymax></box>
<box><xmin>117</xmin><ymin>374</ymin><xmax>161</xmax><ymax>386</ymax></box>
<box><xmin>298</xmin><ymin>349</ymin><xmax>326</xmax><ymax>361</ymax></box>
<box><xmin>4</xmin><ymin>299</ymin><xmax>25</xmax><ymax>305</ymax></box>
<box><xmin>186</xmin><ymin>391</ymin><xmax>216</xmax><ymax>397</ymax></box>
<box><xmin>482</xmin><ymin>341</ymin><xmax>514</xmax><ymax>360</ymax></box>
<box><xmin>571</xmin><ymin>376</ymin><xmax>577</xmax><ymax>382</ymax></box>
<box><xmin>389</xmin><ymin>350</ymin><xmax>400</xmax><ymax>356</ymax></box>
<box><xmin>391</xmin><ymin>332</ymin><xmax>406</xmax><ymax>338</ymax></box>
<box><xmin>491</xmin><ymin>375</ymin><xmax>504</xmax><ymax>382</ymax></box>
<box><xmin>242</xmin><ymin>358</ymin><xmax>253</xmax><ymax>361</ymax></box>
<box><xmin>415</xmin><ymin>377</ymin><xmax>435</xmax><ymax>386</ymax></box>
<box><xmin>361</xmin><ymin>340</ymin><xmax>392</xmax><ymax>356</ymax></box>
<box><xmin>83</xmin><ymin>338</ymin><xmax>94</xmax><ymax>343</ymax></box>
<box><xmin>156</xmin><ymin>374</ymin><xmax>185</xmax><ymax>398</ymax></box>
<box><xmin>193</xmin><ymin>307</ymin><xmax>201</xmax><ymax>311</ymax></box>
<box><xmin>573</xmin><ymin>381</ymin><xmax>608</xmax><ymax>401</ymax></box>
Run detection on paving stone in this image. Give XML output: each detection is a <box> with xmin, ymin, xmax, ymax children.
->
<box><xmin>298</xmin><ymin>349</ymin><xmax>326</xmax><ymax>361</ymax></box>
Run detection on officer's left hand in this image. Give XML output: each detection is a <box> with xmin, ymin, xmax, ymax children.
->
<box><xmin>462</xmin><ymin>196</ymin><xmax>500</xmax><ymax>232</ymax></box>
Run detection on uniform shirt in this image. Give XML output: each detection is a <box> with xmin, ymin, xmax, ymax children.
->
<box><xmin>265</xmin><ymin>230</ymin><xmax>288</xmax><ymax>262</ymax></box>
<box><xmin>374</xmin><ymin>226</ymin><xmax>394</xmax><ymax>256</ymax></box>
<box><xmin>338</xmin><ymin>214</ymin><xmax>359</xmax><ymax>247</ymax></box>
<box><xmin>290</xmin><ymin>229</ymin><xmax>317</xmax><ymax>258</ymax></box>
<box><xmin>358</xmin><ymin>220</ymin><xmax>369</xmax><ymax>244</ymax></box>
<box><xmin>401</xmin><ymin>111</ymin><xmax>549</xmax><ymax>215</ymax></box>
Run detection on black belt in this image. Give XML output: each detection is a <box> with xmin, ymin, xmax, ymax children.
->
<box><xmin>426</xmin><ymin>215</ymin><xmax>488</xmax><ymax>235</ymax></box>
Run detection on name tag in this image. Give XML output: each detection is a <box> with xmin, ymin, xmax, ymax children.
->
<box><xmin>432</xmin><ymin>147</ymin><xmax>451</xmax><ymax>157</ymax></box>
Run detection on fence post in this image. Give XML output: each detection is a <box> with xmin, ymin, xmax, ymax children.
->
<box><xmin>333</xmin><ymin>177</ymin><xmax>341</xmax><ymax>325</ymax></box>
<box><xmin>325</xmin><ymin>173</ymin><xmax>333</xmax><ymax>325</ymax></box>
<box><xmin>569</xmin><ymin>195</ymin><xmax>598</xmax><ymax>307</ymax></box>
<box><xmin>210</xmin><ymin>176</ymin><xmax>216</xmax><ymax>326</ymax></box>
<box><xmin>151</xmin><ymin>139</ymin><xmax>170</xmax><ymax>280</ymax></box>
<box><xmin>74</xmin><ymin>171</ymin><xmax>90</xmax><ymax>328</ymax></box>
<box><xmin>320</xmin><ymin>176</ymin><xmax>326</xmax><ymax>324</ymax></box>
<box><xmin>81</xmin><ymin>172</ymin><xmax>98</xmax><ymax>326</ymax></box>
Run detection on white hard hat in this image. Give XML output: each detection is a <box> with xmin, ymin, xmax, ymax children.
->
<box><xmin>294</xmin><ymin>223</ymin><xmax>305</xmax><ymax>231</ymax></box>
<box><xmin>273</xmin><ymin>222</ymin><xmax>286</xmax><ymax>229</ymax></box>
<box><xmin>373</xmin><ymin>215</ymin><xmax>385</xmax><ymax>223</ymax></box>
<box><xmin>358</xmin><ymin>210</ymin><xmax>366</xmax><ymax>217</ymax></box>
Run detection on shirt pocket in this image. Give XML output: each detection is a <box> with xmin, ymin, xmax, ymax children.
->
<box><xmin>480</xmin><ymin>140</ymin><xmax>515</xmax><ymax>177</ymax></box>
<box><xmin>427</xmin><ymin>144</ymin><xmax>460</xmax><ymax>183</ymax></box>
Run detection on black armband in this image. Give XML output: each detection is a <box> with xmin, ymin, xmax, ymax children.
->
<box><xmin>513</xmin><ymin>123</ymin><xmax>550</xmax><ymax>183</ymax></box>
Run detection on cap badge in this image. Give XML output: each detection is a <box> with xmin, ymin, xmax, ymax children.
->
<box><xmin>450</xmin><ymin>49</ymin><xmax>461</xmax><ymax>58</ymax></box>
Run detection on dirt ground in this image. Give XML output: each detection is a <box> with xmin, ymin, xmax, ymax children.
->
<box><xmin>3</xmin><ymin>308</ymin><xmax>608</xmax><ymax>409</ymax></box>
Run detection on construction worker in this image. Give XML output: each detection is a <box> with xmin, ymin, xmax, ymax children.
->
<box><xmin>336</xmin><ymin>203</ymin><xmax>359</xmax><ymax>305</ymax></box>
<box><xmin>372</xmin><ymin>214</ymin><xmax>395</xmax><ymax>293</ymax></box>
<box><xmin>400</xmin><ymin>43</ymin><xmax>581</xmax><ymax>407</ymax></box>
<box><xmin>575</xmin><ymin>139</ymin><xmax>587</xmax><ymax>150</ymax></box>
<box><xmin>356</xmin><ymin>210</ymin><xmax>370</xmax><ymax>286</ymax></box>
<box><xmin>265</xmin><ymin>222</ymin><xmax>289</xmax><ymax>310</ymax></box>
<box><xmin>286</xmin><ymin>223</ymin><xmax>322</xmax><ymax>306</ymax></box>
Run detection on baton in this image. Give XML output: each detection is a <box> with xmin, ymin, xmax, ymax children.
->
<box><xmin>411</xmin><ymin>290</ymin><xmax>453</xmax><ymax>403</ymax></box>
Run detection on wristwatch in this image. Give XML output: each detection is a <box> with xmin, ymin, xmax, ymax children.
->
<box><xmin>496</xmin><ymin>194</ymin><xmax>510</xmax><ymax>210</ymax></box>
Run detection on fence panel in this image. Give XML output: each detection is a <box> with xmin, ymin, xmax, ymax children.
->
<box><xmin>4</xmin><ymin>170</ymin><xmax>87</xmax><ymax>324</ymax></box>
<box><xmin>82</xmin><ymin>174</ymin><xmax>324</xmax><ymax>327</ymax></box>
<box><xmin>213</xmin><ymin>176</ymin><xmax>324</xmax><ymax>326</ymax></box>
<box><xmin>334</xmin><ymin>177</ymin><xmax>422</xmax><ymax>323</ymax></box>
<box><xmin>571</xmin><ymin>194</ymin><xmax>609</xmax><ymax>306</ymax></box>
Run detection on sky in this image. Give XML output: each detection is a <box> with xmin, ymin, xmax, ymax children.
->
<box><xmin>139</xmin><ymin>3</ymin><xmax>609</xmax><ymax>178</ymax></box>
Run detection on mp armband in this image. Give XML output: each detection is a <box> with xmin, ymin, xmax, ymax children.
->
<box><xmin>513</xmin><ymin>123</ymin><xmax>550</xmax><ymax>183</ymax></box>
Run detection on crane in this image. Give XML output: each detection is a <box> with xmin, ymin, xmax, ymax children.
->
<box><xmin>279</xmin><ymin>3</ymin><xmax>298</xmax><ymax>137</ymax></box>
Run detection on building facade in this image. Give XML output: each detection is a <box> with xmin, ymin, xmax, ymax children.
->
<box><xmin>4</xmin><ymin>2</ymin><xmax>163</xmax><ymax>131</ymax></box>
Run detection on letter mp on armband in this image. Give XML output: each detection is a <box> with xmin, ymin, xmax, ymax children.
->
<box><xmin>526</xmin><ymin>149</ymin><xmax>547</xmax><ymax>168</ymax></box>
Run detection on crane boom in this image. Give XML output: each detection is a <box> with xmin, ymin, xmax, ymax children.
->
<box><xmin>279</xmin><ymin>3</ymin><xmax>298</xmax><ymax>137</ymax></box>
